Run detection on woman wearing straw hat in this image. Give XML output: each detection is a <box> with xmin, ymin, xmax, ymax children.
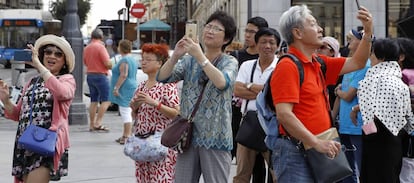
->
<box><xmin>0</xmin><ymin>34</ymin><xmax>76</xmax><ymax>183</ymax></box>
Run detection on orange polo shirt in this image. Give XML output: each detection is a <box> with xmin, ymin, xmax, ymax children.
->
<box><xmin>271</xmin><ymin>46</ymin><xmax>345</xmax><ymax>135</ymax></box>
<box><xmin>83</xmin><ymin>39</ymin><xmax>110</xmax><ymax>75</ymax></box>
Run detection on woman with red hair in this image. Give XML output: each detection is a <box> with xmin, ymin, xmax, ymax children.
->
<box><xmin>129</xmin><ymin>43</ymin><xmax>180</xmax><ymax>182</ymax></box>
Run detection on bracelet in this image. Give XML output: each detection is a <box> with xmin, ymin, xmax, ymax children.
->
<box><xmin>156</xmin><ymin>102</ymin><xmax>162</xmax><ymax>110</ymax></box>
<box><xmin>200</xmin><ymin>59</ymin><xmax>209</xmax><ymax>68</ymax></box>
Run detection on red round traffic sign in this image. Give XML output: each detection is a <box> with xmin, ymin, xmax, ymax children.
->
<box><xmin>130</xmin><ymin>3</ymin><xmax>146</xmax><ymax>18</ymax></box>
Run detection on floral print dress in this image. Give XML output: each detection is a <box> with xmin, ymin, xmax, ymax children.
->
<box><xmin>12</xmin><ymin>77</ymin><xmax>68</xmax><ymax>181</ymax></box>
<box><xmin>133</xmin><ymin>81</ymin><xmax>179</xmax><ymax>183</ymax></box>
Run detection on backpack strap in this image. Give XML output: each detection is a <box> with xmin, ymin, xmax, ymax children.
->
<box><xmin>315</xmin><ymin>56</ymin><xmax>327</xmax><ymax>78</ymax></box>
<box><xmin>278</xmin><ymin>53</ymin><xmax>305</xmax><ymax>87</ymax></box>
<box><xmin>278</xmin><ymin>54</ymin><xmax>327</xmax><ymax>86</ymax></box>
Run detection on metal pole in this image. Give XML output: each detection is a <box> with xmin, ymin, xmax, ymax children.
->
<box><xmin>173</xmin><ymin>0</ymin><xmax>178</xmax><ymax>46</ymax></box>
<box><xmin>62</xmin><ymin>0</ymin><xmax>88</xmax><ymax>125</ymax></box>
<box><xmin>248</xmin><ymin>0</ymin><xmax>252</xmax><ymax>19</ymax></box>
<box><xmin>122</xmin><ymin>8</ymin><xmax>126</xmax><ymax>40</ymax></box>
<box><xmin>137</xmin><ymin>19</ymin><xmax>140</xmax><ymax>49</ymax></box>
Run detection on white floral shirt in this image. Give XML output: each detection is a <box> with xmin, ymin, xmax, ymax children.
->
<box><xmin>358</xmin><ymin>61</ymin><xmax>414</xmax><ymax>136</ymax></box>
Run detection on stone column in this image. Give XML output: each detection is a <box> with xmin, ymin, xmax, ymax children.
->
<box><xmin>62</xmin><ymin>0</ymin><xmax>88</xmax><ymax>125</ymax></box>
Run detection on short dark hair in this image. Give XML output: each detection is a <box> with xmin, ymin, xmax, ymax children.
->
<box><xmin>372</xmin><ymin>38</ymin><xmax>399</xmax><ymax>62</ymax></box>
<box><xmin>396</xmin><ymin>37</ymin><xmax>414</xmax><ymax>69</ymax></box>
<box><xmin>205</xmin><ymin>10</ymin><xmax>237</xmax><ymax>51</ymax></box>
<box><xmin>247</xmin><ymin>16</ymin><xmax>269</xmax><ymax>29</ymax></box>
<box><xmin>254</xmin><ymin>28</ymin><xmax>281</xmax><ymax>46</ymax></box>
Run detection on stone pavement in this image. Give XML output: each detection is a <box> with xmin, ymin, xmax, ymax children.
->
<box><xmin>0</xmin><ymin>67</ymin><xmax>237</xmax><ymax>183</ymax></box>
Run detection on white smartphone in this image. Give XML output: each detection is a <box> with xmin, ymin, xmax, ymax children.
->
<box><xmin>185</xmin><ymin>23</ymin><xmax>198</xmax><ymax>40</ymax></box>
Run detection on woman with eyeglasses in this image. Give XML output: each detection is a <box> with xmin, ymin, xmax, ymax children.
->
<box><xmin>157</xmin><ymin>10</ymin><xmax>237</xmax><ymax>183</ymax></box>
<box><xmin>0</xmin><ymin>35</ymin><xmax>76</xmax><ymax>182</ymax></box>
<box><xmin>129</xmin><ymin>43</ymin><xmax>180</xmax><ymax>182</ymax></box>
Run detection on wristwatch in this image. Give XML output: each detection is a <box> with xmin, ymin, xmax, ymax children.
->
<box><xmin>246</xmin><ymin>83</ymin><xmax>253</xmax><ymax>90</ymax></box>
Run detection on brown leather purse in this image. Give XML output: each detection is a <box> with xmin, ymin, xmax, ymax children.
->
<box><xmin>161</xmin><ymin>85</ymin><xmax>206</xmax><ymax>153</ymax></box>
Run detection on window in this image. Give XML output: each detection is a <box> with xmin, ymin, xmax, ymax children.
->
<box><xmin>388</xmin><ymin>0</ymin><xmax>412</xmax><ymax>38</ymax></box>
<box><xmin>292</xmin><ymin>0</ymin><xmax>344</xmax><ymax>45</ymax></box>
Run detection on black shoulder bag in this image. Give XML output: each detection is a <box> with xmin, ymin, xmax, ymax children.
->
<box><xmin>235</xmin><ymin>60</ymin><xmax>267</xmax><ymax>152</ymax></box>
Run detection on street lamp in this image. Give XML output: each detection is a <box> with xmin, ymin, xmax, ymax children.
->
<box><xmin>118</xmin><ymin>8</ymin><xmax>127</xmax><ymax>40</ymax></box>
<box><xmin>62</xmin><ymin>0</ymin><xmax>88</xmax><ymax>125</ymax></box>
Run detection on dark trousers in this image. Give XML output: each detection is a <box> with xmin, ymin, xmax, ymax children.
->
<box><xmin>232</xmin><ymin>105</ymin><xmax>271</xmax><ymax>183</ymax></box>
<box><xmin>360</xmin><ymin>118</ymin><xmax>402</xmax><ymax>183</ymax></box>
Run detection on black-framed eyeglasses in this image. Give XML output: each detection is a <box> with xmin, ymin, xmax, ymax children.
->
<box><xmin>244</xmin><ymin>29</ymin><xmax>257</xmax><ymax>34</ymax></box>
<box><xmin>319</xmin><ymin>45</ymin><xmax>333</xmax><ymax>52</ymax></box>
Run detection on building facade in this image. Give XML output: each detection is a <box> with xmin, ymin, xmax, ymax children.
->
<box><xmin>185</xmin><ymin>0</ymin><xmax>413</xmax><ymax>47</ymax></box>
<box><xmin>0</xmin><ymin>0</ymin><xmax>44</xmax><ymax>9</ymax></box>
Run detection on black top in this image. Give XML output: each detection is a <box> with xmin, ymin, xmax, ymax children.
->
<box><xmin>230</xmin><ymin>48</ymin><xmax>259</xmax><ymax>67</ymax></box>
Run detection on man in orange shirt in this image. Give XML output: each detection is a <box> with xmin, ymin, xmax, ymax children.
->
<box><xmin>269</xmin><ymin>5</ymin><xmax>373</xmax><ymax>182</ymax></box>
<box><xmin>83</xmin><ymin>28</ymin><xmax>113</xmax><ymax>132</ymax></box>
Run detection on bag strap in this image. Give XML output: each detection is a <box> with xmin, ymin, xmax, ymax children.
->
<box><xmin>243</xmin><ymin>60</ymin><xmax>258</xmax><ymax>114</ymax></box>
<box><xmin>28</xmin><ymin>77</ymin><xmax>41</xmax><ymax>125</ymax></box>
<box><xmin>316</xmin><ymin>58</ymin><xmax>335</xmax><ymax>128</ymax></box>
<box><xmin>189</xmin><ymin>54</ymin><xmax>224</xmax><ymax>121</ymax></box>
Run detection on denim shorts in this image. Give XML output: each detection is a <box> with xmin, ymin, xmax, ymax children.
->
<box><xmin>86</xmin><ymin>74</ymin><xmax>109</xmax><ymax>102</ymax></box>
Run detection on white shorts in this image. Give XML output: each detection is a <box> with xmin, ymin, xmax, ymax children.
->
<box><xmin>118</xmin><ymin>106</ymin><xmax>132</xmax><ymax>123</ymax></box>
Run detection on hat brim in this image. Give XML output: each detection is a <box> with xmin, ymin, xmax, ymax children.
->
<box><xmin>351</xmin><ymin>29</ymin><xmax>363</xmax><ymax>40</ymax></box>
<box><xmin>34</xmin><ymin>35</ymin><xmax>75</xmax><ymax>73</ymax></box>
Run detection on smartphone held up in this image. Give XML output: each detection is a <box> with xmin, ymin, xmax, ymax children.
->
<box><xmin>355</xmin><ymin>0</ymin><xmax>361</xmax><ymax>10</ymax></box>
<box><xmin>185</xmin><ymin>23</ymin><xmax>198</xmax><ymax>41</ymax></box>
<box><xmin>13</xmin><ymin>50</ymin><xmax>32</xmax><ymax>62</ymax></box>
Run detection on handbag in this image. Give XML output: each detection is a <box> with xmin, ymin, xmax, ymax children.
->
<box><xmin>304</xmin><ymin>128</ymin><xmax>353</xmax><ymax>183</ymax></box>
<box><xmin>17</xmin><ymin>77</ymin><xmax>57</xmax><ymax>157</ymax></box>
<box><xmin>18</xmin><ymin>124</ymin><xmax>57</xmax><ymax>156</ymax></box>
<box><xmin>234</xmin><ymin>61</ymin><xmax>267</xmax><ymax>152</ymax></box>
<box><xmin>161</xmin><ymin>55</ymin><xmax>223</xmax><ymax>153</ymax></box>
<box><xmin>160</xmin><ymin>115</ymin><xmax>193</xmax><ymax>153</ymax></box>
<box><xmin>124</xmin><ymin>131</ymin><xmax>169</xmax><ymax>162</ymax></box>
<box><xmin>304</xmin><ymin>70</ymin><xmax>352</xmax><ymax>183</ymax></box>
<box><xmin>235</xmin><ymin>111</ymin><xmax>267</xmax><ymax>152</ymax></box>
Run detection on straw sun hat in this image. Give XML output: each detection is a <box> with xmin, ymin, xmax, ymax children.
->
<box><xmin>34</xmin><ymin>35</ymin><xmax>75</xmax><ymax>73</ymax></box>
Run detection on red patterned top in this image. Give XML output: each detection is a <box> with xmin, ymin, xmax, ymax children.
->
<box><xmin>132</xmin><ymin>81</ymin><xmax>180</xmax><ymax>182</ymax></box>
<box><xmin>133</xmin><ymin>81</ymin><xmax>180</xmax><ymax>135</ymax></box>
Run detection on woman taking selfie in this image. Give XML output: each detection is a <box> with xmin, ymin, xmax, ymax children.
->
<box><xmin>0</xmin><ymin>35</ymin><xmax>76</xmax><ymax>183</ymax></box>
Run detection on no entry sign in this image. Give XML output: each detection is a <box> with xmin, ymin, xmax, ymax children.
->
<box><xmin>130</xmin><ymin>3</ymin><xmax>146</xmax><ymax>18</ymax></box>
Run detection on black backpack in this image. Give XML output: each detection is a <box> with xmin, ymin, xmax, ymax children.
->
<box><xmin>257</xmin><ymin>53</ymin><xmax>326</xmax><ymax>143</ymax></box>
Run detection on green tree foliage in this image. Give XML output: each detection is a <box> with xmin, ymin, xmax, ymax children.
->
<box><xmin>50</xmin><ymin>0</ymin><xmax>91</xmax><ymax>26</ymax></box>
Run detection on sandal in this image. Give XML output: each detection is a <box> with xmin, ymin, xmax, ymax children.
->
<box><xmin>93</xmin><ymin>125</ymin><xmax>110</xmax><ymax>132</ymax></box>
<box><xmin>115</xmin><ymin>136</ymin><xmax>128</xmax><ymax>145</ymax></box>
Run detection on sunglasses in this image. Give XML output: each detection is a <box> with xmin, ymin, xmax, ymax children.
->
<box><xmin>44</xmin><ymin>48</ymin><xmax>64</xmax><ymax>58</ymax></box>
<box><xmin>319</xmin><ymin>45</ymin><xmax>333</xmax><ymax>52</ymax></box>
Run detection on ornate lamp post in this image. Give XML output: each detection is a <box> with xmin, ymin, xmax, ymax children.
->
<box><xmin>62</xmin><ymin>0</ymin><xmax>88</xmax><ymax>125</ymax></box>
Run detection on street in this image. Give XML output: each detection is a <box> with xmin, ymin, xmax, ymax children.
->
<box><xmin>0</xmin><ymin>66</ymin><xmax>237</xmax><ymax>183</ymax></box>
